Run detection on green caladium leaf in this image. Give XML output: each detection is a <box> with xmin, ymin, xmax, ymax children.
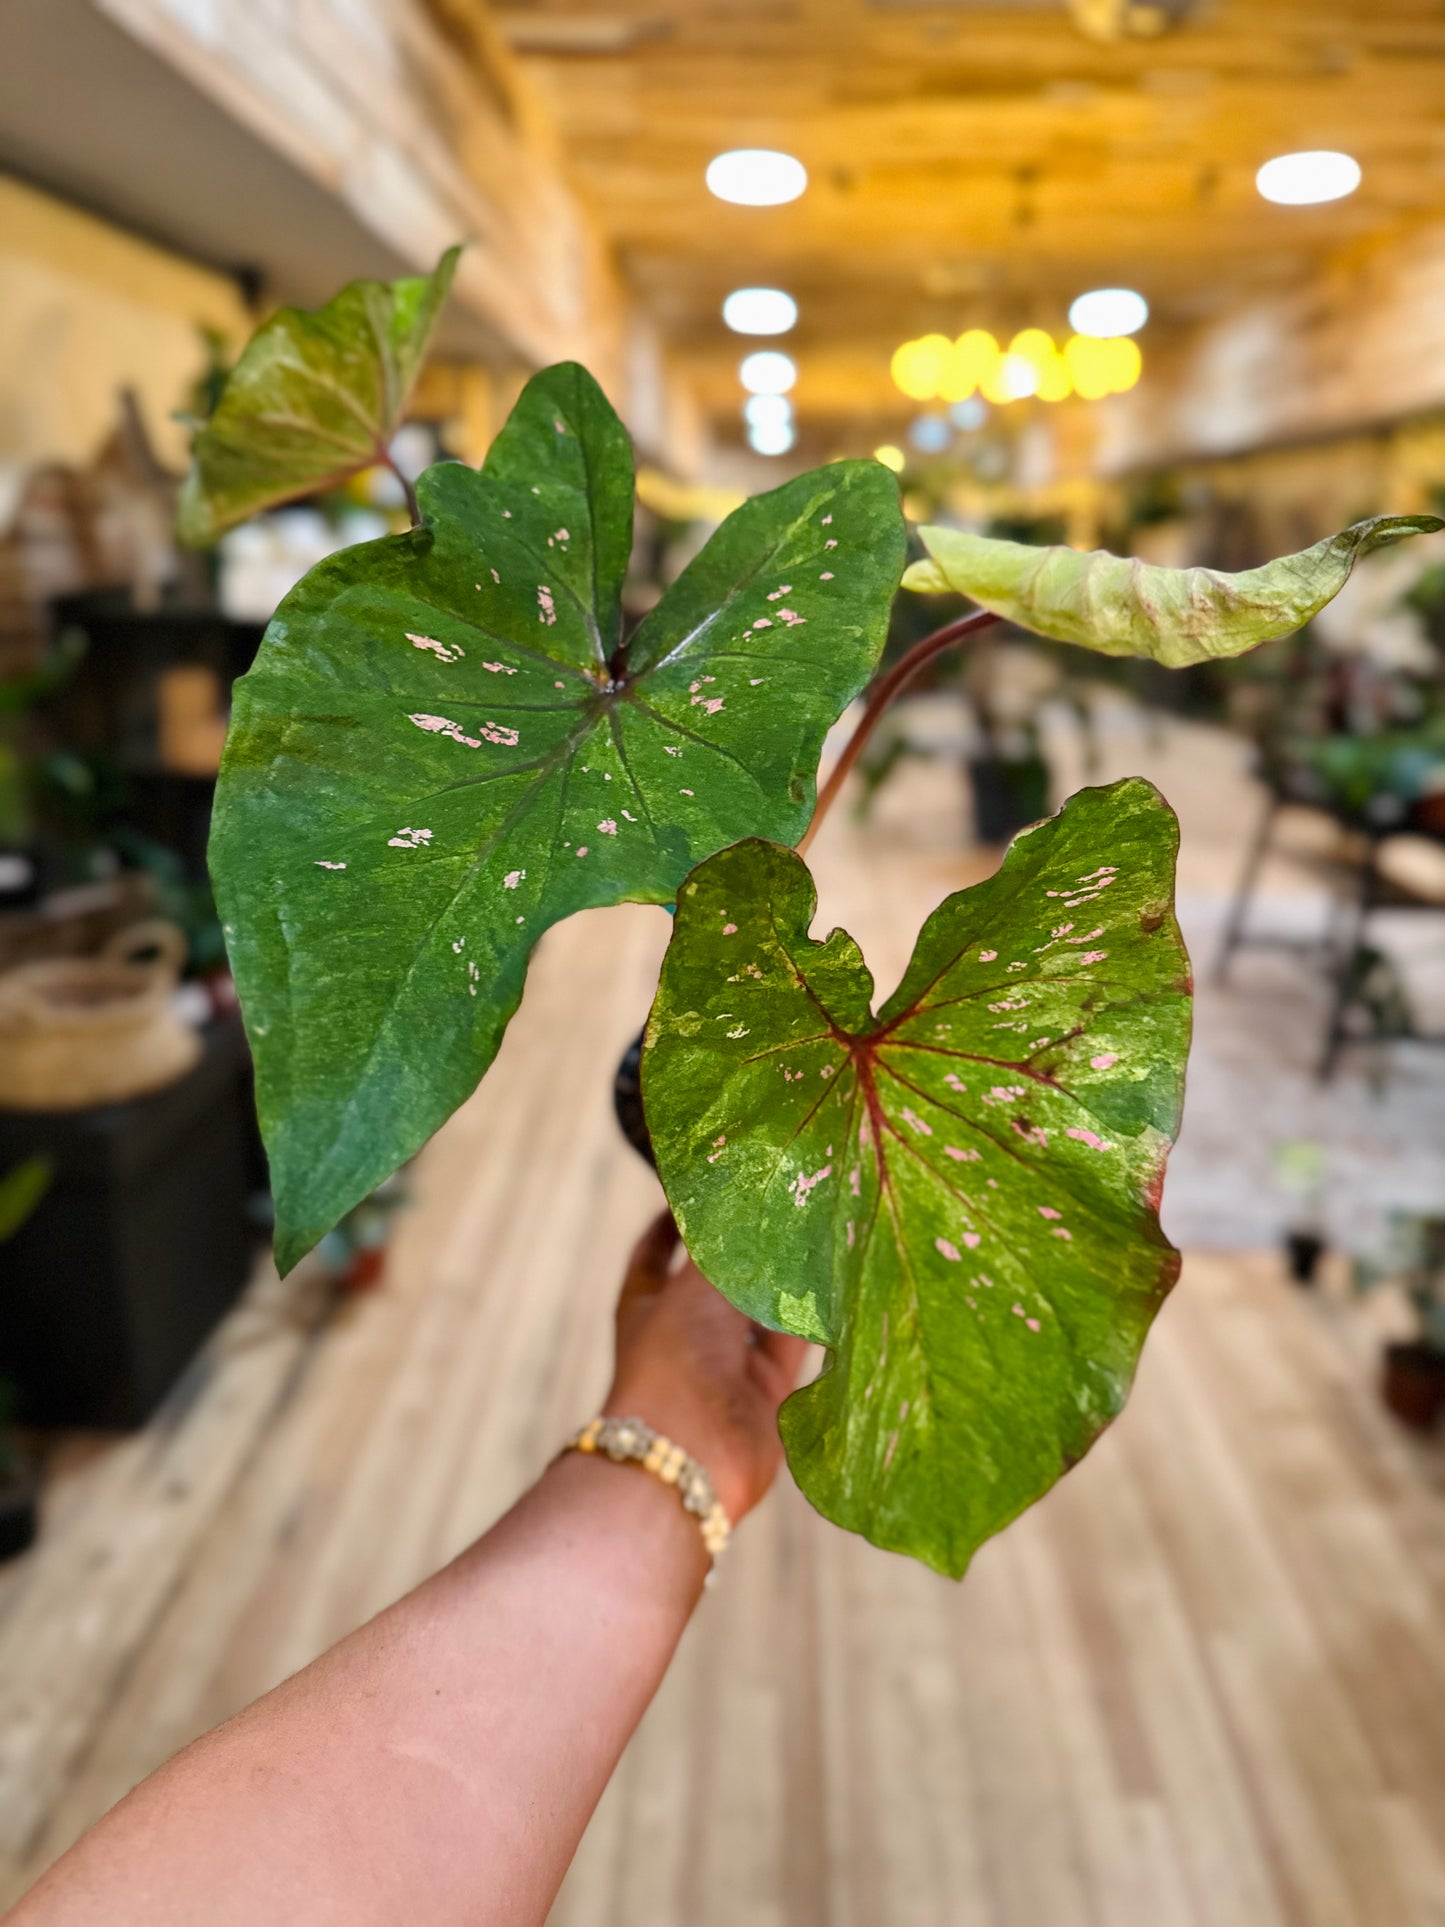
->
<box><xmin>178</xmin><ymin>247</ymin><xmax>461</xmax><ymax>546</ymax></box>
<box><xmin>644</xmin><ymin>779</ymin><xmax>1191</xmax><ymax>1578</ymax></box>
<box><xmin>211</xmin><ymin>362</ymin><xmax>905</xmax><ymax>1272</ymax></box>
<box><xmin>902</xmin><ymin>515</ymin><xmax>1443</xmax><ymax>667</ymax></box>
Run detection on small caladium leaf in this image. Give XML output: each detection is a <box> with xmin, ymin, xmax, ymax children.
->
<box><xmin>211</xmin><ymin>362</ymin><xmax>904</xmax><ymax>1272</ymax></box>
<box><xmin>178</xmin><ymin>247</ymin><xmax>461</xmax><ymax>546</ymax></box>
<box><xmin>644</xmin><ymin>779</ymin><xmax>1191</xmax><ymax>1578</ymax></box>
<box><xmin>901</xmin><ymin>515</ymin><xmax>1443</xmax><ymax>668</ymax></box>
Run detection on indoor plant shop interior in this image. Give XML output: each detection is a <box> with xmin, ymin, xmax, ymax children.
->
<box><xmin>0</xmin><ymin>2</ymin><xmax>1444</xmax><ymax>1922</ymax></box>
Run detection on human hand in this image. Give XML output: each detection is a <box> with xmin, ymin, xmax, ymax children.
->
<box><xmin>604</xmin><ymin>1212</ymin><xmax>810</xmax><ymax>1526</ymax></box>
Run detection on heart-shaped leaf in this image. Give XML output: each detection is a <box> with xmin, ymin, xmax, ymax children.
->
<box><xmin>902</xmin><ymin>515</ymin><xmax>1443</xmax><ymax>667</ymax></box>
<box><xmin>178</xmin><ymin>247</ymin><xmax>461</xmax><ymax>546</ymax></box>
<box><xmin>643</xmin><ymin>779</ymin><xmax>1191</xmax><ymax>1578</ymax></box>
<box><xmin>211</xmin><ymin>363</ymin><xmax>905</xmax><ymax>1272</ymax></box>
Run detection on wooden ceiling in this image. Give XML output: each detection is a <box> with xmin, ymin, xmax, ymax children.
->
<box><xmin>492</xmin><ymin>0</ymin><xmax>1445</xmax><ymax>439</ymax></box>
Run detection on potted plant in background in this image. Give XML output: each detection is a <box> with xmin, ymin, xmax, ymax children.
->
<box><xmin>182</xmin><ymin>250</ymin><xmax>1441</xmax><ymax>1577</ymax></box>
<box><xmin>1358</xmin><ymin>1214</ymin><xmax>1445</xmax><ymax>1432</ymax></box>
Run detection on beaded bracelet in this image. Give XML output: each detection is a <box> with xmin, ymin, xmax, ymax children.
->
<box><xmin>564</xmin><ymin>1414</ymin><xmax>732</xmax><ymax>1569</ymax></box>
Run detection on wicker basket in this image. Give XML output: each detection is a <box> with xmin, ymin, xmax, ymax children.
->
<box><xmin>0</xmin><ymin>920</ymin><xmax>201</xmax><ymax>1111</ymax></box>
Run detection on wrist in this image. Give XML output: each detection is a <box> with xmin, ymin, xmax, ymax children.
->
<box><xmin>543</xmin><ymin>1449</ymin><xmax>710</xmax><ymax>1602</ymax></box>
<box><xmin>601</xmin><ymin>1389</ymin><xmax>751</xmax><ymax>1526</ymax></box>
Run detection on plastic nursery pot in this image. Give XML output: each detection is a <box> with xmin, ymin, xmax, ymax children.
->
<box><xmin>1380</xmin><ymin>1341</ymin><xmax>1445</xmax><ymax>1433</ymax></box>
<box><xmin>613</xmin><ymin>1029</ymin><xmax>655</xmax><ymax>1169</ymax></box>
<box><xmin>967</xmin><ymin>753</ymin><xmax>1050</xmax><ymax>845</ymax></box>
<box><xmin>1285</xmin><ymin>1231</ymin><xmax>1325</xmax><ymax>1284</ymax></box>
<box><xmin>0</xmin><ymin>1452</ymin><xmax>39</xmax><ymax>1563</ymax></box>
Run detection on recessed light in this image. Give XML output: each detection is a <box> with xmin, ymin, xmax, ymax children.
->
<box><xmin>1069</xmin><ymin>287</ymin><xmax>1149</xmax><ymax>338</ymax></box>
<box><xmin>740</xmin><ymin>351</ymin><xmax>797</xmax><ymax>395</ymax></box>
<box><xmin>744</xmin><ymin>394</ymin><xmax>792</xmax><ymax>429</ymax></box>
<box><xmin>1256</xmin><ymin>150</ymin><xmax>1361</xmax><ymax>206</ymax></box>
<box><xmin>748</xmin><ymin>420</ymin><xmax>796</xmax><ymax>456</ymax></box>
<box><xmin>873</xmin><ymin>445</ymin><xmax>905</xmax><ymax>474</ymax></box>
<box><xmin>706</xmin><ymin>149</ymin><xmax>808</xmax><ymax>207</ymax></box>
<box><xmin>723</xmin><ymin>287</ymin><xmax>798</xmax><ymax>335</ymax></box>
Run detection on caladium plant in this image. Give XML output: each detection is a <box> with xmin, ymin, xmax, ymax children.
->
<box><xmin>194</xmin><ymin>253</ymin><xmax>1441</xmax><ymax>1575</ymax></box>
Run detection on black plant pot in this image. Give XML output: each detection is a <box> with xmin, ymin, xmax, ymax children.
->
<box><xmin>0</xmin><ymin>1454</ymin><xmax>39</xmax><ymax>1563</ymax></box>
<box><xmin>1285</xmin><ymin>1230</ymin><xmax>1325</xmax><ymax>1284</ymax></box>
<box><xmin>0</xmin><ymin>842</ymin><xmax>42</xmax><ymax>911</ymax></box>
<box><xmin>614</xmin><ymin>1029</ymin><xmax>655</xmax><ymax>1168</ymax></box>
<box><xmin>968</xmin><ymin>753</ymin><xmax>1049</xmax><ymax>845</ymax></box>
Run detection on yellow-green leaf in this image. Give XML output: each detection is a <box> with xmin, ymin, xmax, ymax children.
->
<box><xmin>178</xmin><ymin>247</ymin><xmax>461</xmax><ymax>546</ymax></box>
<box><xmin>902</xmin><ymin>515</ymin><xmax>1443</xmax><ymax>667</ymax></box>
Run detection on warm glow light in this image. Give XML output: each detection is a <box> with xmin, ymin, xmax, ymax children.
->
<box><xmin>740</xmin><ymin>350</ymin><xmax>797</xmax><ymax>395</ymax></box>
<box><xmin>744</xmin><ymin>393</ymin><xmax>792</xmax><ymax>429</ymax></box>
<box><xmin>1100</xmin><ymin>336</ymin><xmax>1143</xmax><ymax>392</ymax></box>
<box><xmin>1256</xmin><ymin>150</ymin><xmax>1361</xmax><ymax>206</ymax></box>
<box><xmin>983</xmin><ymin>353</ymin><xmax>1039</xmax><ymax>405</ymax></box>
<box><xmin>1069</xmin><ymin>288</ymin><xmax>1149</xmax><ymax>338</ymax></box>
<box><xmin>891</xmin><ymin>325</ymin><xmax>1134</xmax><ymax>407</ymax></box>
<box><xmin>891</xmin><ymin>334</ymin><xmax>953</xmax><ymax>400</ymax></box>
<box><xmin>706</xmin><ymin>149</ymin><xmax>807</xmax><ymax>206</ymax></box>
<box><xmin>1064</xmin><ymin>334</ymin><xmax>1142</xmax><ymax>398</ymax></box>
<box><xmin>723</xmin><ymin>287</ymin><xmax>797</xmax><ymax>335</ymax></box>
<box><xmin>874</xmin><ymin>444</ymin><xmax>906</xmax><ymax>473</ymax></box>
<box><xmin>941</xmin><ymin>329</ymin><xmax>1001</xmax><ymax>402</ymax></box>
<box><xmin>748</xmin><ymin>419</ymin><xmax>796</xmax><ymax>456</ymax></box>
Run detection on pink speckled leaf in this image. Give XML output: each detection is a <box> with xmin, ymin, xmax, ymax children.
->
<box><xmin>644</xmin><ymin>779</ymin><xmax>1191</xmax><ymax>1578</ymax></box>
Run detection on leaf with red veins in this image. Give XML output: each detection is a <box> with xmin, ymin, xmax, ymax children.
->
<box><xmin>643</xmin><ymin>778</ymin><xmax>1191</xmax><ymax>1578</ymax></box>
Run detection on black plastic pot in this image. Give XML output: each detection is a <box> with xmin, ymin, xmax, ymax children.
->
<box><xmin>613</xmin><ymin>1029</ymin><xmax>655</xmax><ymax>1168</ymax></box>
<box><xmin>0</xmin><ymin>844</ymin><xmax>42</xmax><ymax>911</ymax></box>
<box><xmin>1381</xmin><ymin>1341</ymin><xmax>1445</xmax><ymax>1432</ymax></box>
<box><xmin>968</xmin><ymin>753</ymin><xmax>1049</xmax><ymax>845</ymax></box>
<box><xmin>0</xmin><ymin>1454</ymin><xmax>39</xmax><ymax>1563</ymax></box>
<box><xmin>1285</xmin><ymin>1231</ymin><xmax>1325</xmax><ymax>1284</ymax></box>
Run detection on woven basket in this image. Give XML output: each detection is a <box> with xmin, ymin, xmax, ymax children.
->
<box><xmin>0</xmin><ymin>920</ymin><xmax>201</xmax><ymax>1111</ymax></box>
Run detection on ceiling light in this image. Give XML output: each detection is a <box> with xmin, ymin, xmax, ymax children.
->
<box><xmin>706</xmin><ymin>149</ymin><xmax>807</xmax><ymax>207</ymax></box>
<box><xmin>1069</xmin><ymin>287</ymin><xmax>1149</xmax><ymax>337</ymax></box>
<box><xmin>744</xmin><ymin>393</ymin><xmax>792</xmax><ymax>429</ymax></box>
<box><xmin>984</xmin><ymin>354</ymin><xmax>1040</xmax><ymax>405</ymax></box>
<box><xmin>891</xmin><ymin>334</ymin><xmax>953</xmax><ymax>402</ymax></box>
<box><xmin>1064</xmin><ymin>334</ymin><xmax>1143</xmax><ymax>398</ymax></box>
<box><xmin>748</xmin><ymin>419</ymin><xmax>796</xmax><ymax>456</ymax></box>
<box><xmin>941</xmin><ymin>330</ymin><xmax>1001</xmax><ymax>404</ymax></box>
<box><xmin>723</xmin><ymin>287</ymin><xmax>798</xmax><ymax>335</ymax></box>
<box><xmin>740</xmin><ymin>350</ymin><xmax>797</xmax><ymax>395</ymax></box>
<box><xmin>1256</xmin><ymin>150</ymin><xmax>1361</xmax><ymax>206</ymax></box>
<box><xmin>873</xmin><ymin>445</ymin><xmax>905</xmax><ymax>474</ymax></box>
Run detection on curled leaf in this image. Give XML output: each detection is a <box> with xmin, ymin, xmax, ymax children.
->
<box><xmin>178</xmin><ymin>247</ymin><xmax>461</xmax><ymax>546</ymax></box>
<box><xmin>902</xmin><ymin>515</ymin><xmax>1444</xmax><ymax>668</ymax></box>
<box><xmin>211</xmin><ymin>363</ymin><xmax>905</xmax><ymax>1272</ymax></box>
<box><xmin>644</xmin><ymin>779</ymin><xmax>1191</xmax><ymax>1578</ymax></box>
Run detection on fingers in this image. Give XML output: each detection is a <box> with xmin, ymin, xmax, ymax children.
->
<box><xmin>628</xmin><ymin>1210</ymin><xmax>681</xmax><ymax>1285</ymax></box>
<box><xmin>751</xmin><ymin>1325</ymin><xmax>811</xmax><ymax>1398</ymax></box>
<box><xmin>615</xmin><ymin>1210</ymin><xmax>680</xmax><ymax>1336</ymax></box>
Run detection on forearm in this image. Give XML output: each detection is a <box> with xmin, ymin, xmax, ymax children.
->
<box><xmin>10</xmin><ymin>1452</ymin><xmax>707</xmax><ymax>1927</ymax></box>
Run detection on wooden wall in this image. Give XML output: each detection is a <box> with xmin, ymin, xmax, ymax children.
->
<box><xmin>89</xmin><ymin>0</ymin><xmax>630</xmax><ymax>398</ymax></box>
<box><xmin>1099</xmin><ymin>216</ymin><xmax>1445</xmax><ymax>481</ymax></box>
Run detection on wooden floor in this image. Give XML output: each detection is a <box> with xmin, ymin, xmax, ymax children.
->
<box><xmin>2</xmin><ymin>715</ymin><xmax>1444</xmax><ymax>1923</ymax></box>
